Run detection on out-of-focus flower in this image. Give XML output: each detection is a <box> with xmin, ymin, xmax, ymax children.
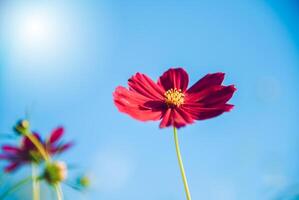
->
<box><xmin>45</xmin><ymin>127</ymin><xmax>73</xmax><ymax>155</ymax></box>
<box><xmin>113</xmin><ymin>67</ymin><xmax>236</xmax><ymax>128</ymax></box>
<box><xmin>77</xmin><ymin>175</ymin><xmax>90</xmax><ymax>189</ymax></box>
<box><xmin>13</xmin><ymin>120</ymin><xmax>30</xmax><ymax>135</ymax></box>
<box><xmin>0</xmin><ymin>127</ymin><xmax>73</xmax><ymax>172</ymax></box>
<box><xmin>43</xmin><ymin>161</ymin><xmax>68</xmax><ymax>185</ymax></box>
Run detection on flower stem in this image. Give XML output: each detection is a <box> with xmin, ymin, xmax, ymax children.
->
<box><xmin>24</xmin><ymin>132</ymin><xmax>50</xmax><ymax>161</ymax></box>
<box><xmin>32</xmin><ymin>164</ymin><xmax>40</xmax><ymax>200</ymax></box>
<box><xmin>54</xmin><ymin>183</ymin><xmax>63</xmax><ymax>200</ymax></box>
<box><xmin>173</xmin><ymin>127</ymin><xmax>191</xmax><ymax>200</ymax></box>
<box><xmin>0</xmin><ymin>177</ymin><xmax>31</xmax><ymax>199</ymax></box>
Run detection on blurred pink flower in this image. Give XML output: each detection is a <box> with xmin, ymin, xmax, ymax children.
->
<box><xmin>0</xmin><ymin>127</ymin><xmax>73</xmax><ymax>172</ymax></box>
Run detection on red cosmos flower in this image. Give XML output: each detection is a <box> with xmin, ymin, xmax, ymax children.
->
<box><xmin>113</xmin><ymin>68</ymin><xmax>236</xmax><ymax>128</ymax></box>
<box><xmin>0</xmin><ymin>127</ymin><xmax>72</xmax><ymax>172</ymax></box>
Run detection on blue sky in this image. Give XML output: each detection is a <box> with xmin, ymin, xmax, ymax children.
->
<box><xmin>1</xmin><ymin>0</ymin><xmax>299</xmax><ymax>199</ymax></box>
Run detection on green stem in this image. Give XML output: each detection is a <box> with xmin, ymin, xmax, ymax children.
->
<box><xmin>32</xmin><ymin>164</ymin><xmax>40</xmax><ymax>200</ymax></box>
<box><xmin>54</xmin><ymin>183</ymin><xmax>63</xmax><ymax>200</ymax></box>
<box><xmin>173</xmin><ymin>127</ymin><xmax>191</xmax><ymax>200</ymax></box>
<box><xmin>24</xmin><ymin>132</ymin><xmax>50</xmax><ymax>161</ymax></box>
<box><xmin>0</xmin><ymin>177</ymin><xmax>31</xmax><ymax>199</ymax></box>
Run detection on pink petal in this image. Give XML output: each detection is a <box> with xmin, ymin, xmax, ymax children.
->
<box><xmin>49</xmin><ymin>127</ymin><xmax>64</xmax><ymax>144</ymax></box>
<box><xmin>59</xmin><ymin>142</ymin><xmax>73</xmax><ymax>151</ymax></box>
<box><xmin>50</xmin><ymin>142</ymin><xmax>74</xmax><ymax>154</ymax></box>
<box><xmin>4</xmin><ymin>162</ymin><xmax>20</xmax><ymax>173</ymax></box>
<box><xmin>2</xmin><ymin>145</ymin><xmax>21</xmax><ymax>154</ymax></box>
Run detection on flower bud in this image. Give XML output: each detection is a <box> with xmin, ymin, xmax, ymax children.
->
<box><xmin>77</xmin><ymin>175</ymin><xmax>90</xmax><ymax>188</ymax></box>
<box><xmin>14</xmin><ymin>120</ymin><xmax>30</xmax><ymax>135</ymax></box>
<box><xmin>44</xmin><ymin>161</ymin><xmax>67</xmax><ymax>184</ymax></box>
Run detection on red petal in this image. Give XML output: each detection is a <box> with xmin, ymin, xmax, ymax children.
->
<box><xmin>159</xmin><ymin>108</ymin><xmax>193</xmax><ymax>128</ymax></box>
<box><xmin>182</xmin><ymin>103</ymin><xmax>234</xmax><ymax>120</ymax></box>
<box><xmin>60</xmin><ymin>142</ymin><xmax>73</xmax><ymax>151</ymax></box>
<box><xmin>158</xmin><ymin>68</ymin><xmax>189</xmax><ymax>92</ymax></box>
<box><xmin>49</xmin><ymin>127</ymin><xmax>64</xmax><ymax>144</ymax></box>
<box><xmin>128</xmin><ymin>73</ymin><xmax>165</xmax><ymax>100</ymax></box>
<box><xmin>2</xmin><ymin>145</ymin><xmax>21</xmax><ymax>154</ymax></box>
<box><xmin>51</xmin><ymin>142</ymin><xmax>73</xmax><ymax>154</ymax></box>
<box><xmin>200</xmin><ymin>85</ymin><xmax>236</xmax><ymax>107</ymax></box>
<box><xmin>159</xmin><ymin>109</ymin><xmax>172</xmax><ymax>128</ymax></box>
<box><xmin>186</xmin><ymin>85</ymin><xmax>236</xmax><ymax>107</ymax></box>
<box><xmin>172</xmin><ymin>108</ymin><xmax>194</xmax><ymax>128</ymax></box>
<box><xmin>114</xmin><ymin>86</ymin><xmax>165</xmax><ymax>121</ymax></box>
<box><xmin>186</xmin><ymin>85</ymin><xmax>236</xmax><ymax>104</ymax></box>
<box><xmin>187</xmin><ymin>73</ymin><xmax>225</xmax><ymax>94</ymax></box>
<box><xmin>4</xmin><ymin>162</ymin><xmax>20</xmax><ymax>173</ymax></box>
<box><xmin>196</xmin><ymin>106</ymin><xmax>234</xmax><ymax>120</ymax></box>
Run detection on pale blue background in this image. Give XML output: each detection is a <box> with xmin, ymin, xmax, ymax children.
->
<box><xmin>1</xmin><ymin>0</ymin><xmax>299</xmax><ymax>199</ymax></box>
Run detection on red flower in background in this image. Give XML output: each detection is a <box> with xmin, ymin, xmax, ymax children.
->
<box><xmin>114</xmin><ymin>68</ymin><xmax>236</xmax><ymax>128</ymax></box>
<box><xmin>0</xmin><ymin>127</ymin><xmax>72</xmax><ymax>172</ymax></box>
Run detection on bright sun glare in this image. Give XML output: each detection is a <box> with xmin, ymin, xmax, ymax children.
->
<box><xmin>1</xmin><ymin>3</ymin><xmax>73</xmax><ymax>76</ymax></box>
<box><xmin>23</xmin><ymin>16</ymin><xmax>50</xmax><ymax>44</ymax></box>
<box><xmin>2</xmin><ymin>3</ymin><xmax>63</xmax><ymax>57</ymax></box>
<box><xmin>19</xmin><ymin>12</ymin><xmax>55</xmax><ymax>50</ymax></box>
<box><xmin>2</xmin><ymin>2</ymin><xmax>77</xmax><ymax>88</ymax></box>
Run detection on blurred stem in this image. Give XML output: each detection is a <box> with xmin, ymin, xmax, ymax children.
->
<box><xmin>32</xmin><ymin>164</ymin><xmax>40</xmax><ymax>200</ymax></box>
<box><xmin>54</xmin><ymin>183</ymin><xmax>63</xmax><ymax>200</ymax></box>
<box><xmin>0</xmin><ymin>177</ymin><xmax>31</xmax><ymax>199</ymax></box>
<box><xmin>24</xmin><ymin>132</ymin><xmax>50</xmax><ymax>161</ymax></box>
<box><xmin>173</xmin><ymin>127</ymin><xmax>191</xmax><ymax>200</ymax></box>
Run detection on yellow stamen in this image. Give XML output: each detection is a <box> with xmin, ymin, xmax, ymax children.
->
<box><xmin>164</xmin><ymin>88</ymin><xmax>185</xmax><ymax>107</ymax></box>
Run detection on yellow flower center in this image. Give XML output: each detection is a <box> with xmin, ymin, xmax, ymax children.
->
<box><xmin>164</xmin><ymin>88</ymin><xmax>185</xmax><ymax>107</ymax></box>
